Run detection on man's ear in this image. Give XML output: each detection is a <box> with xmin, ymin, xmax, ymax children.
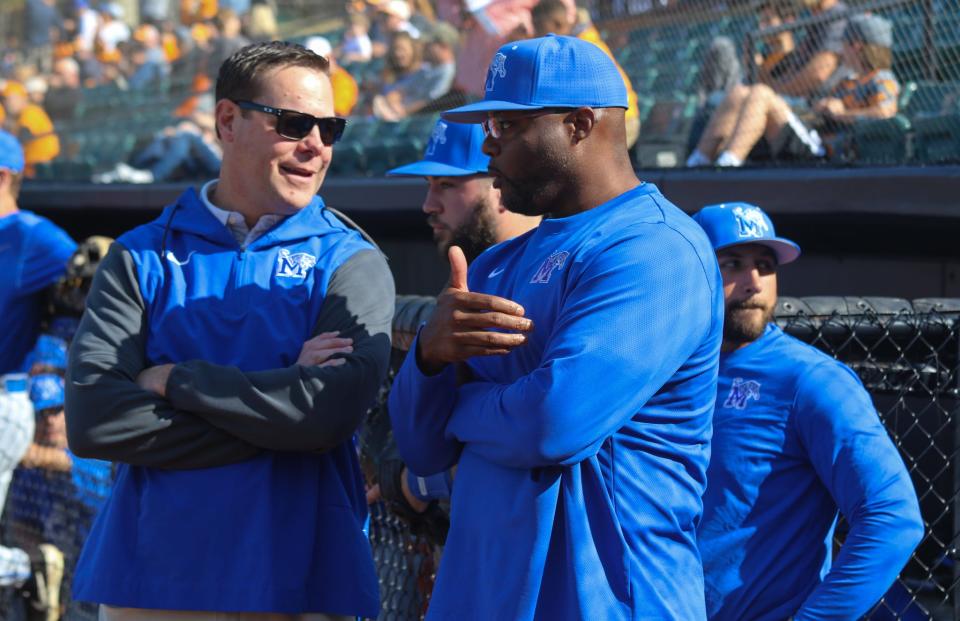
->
<box><xmin>215</xmin><ymin>99</ymin><xmax>238</xmax><ymax>142</ymax></box>
<box><xmin>569</xmin><ymin>107</ymin><xmax>597</xmax><ymax>144</ymax></box>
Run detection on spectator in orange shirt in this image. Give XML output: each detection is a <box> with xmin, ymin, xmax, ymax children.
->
<box><xmin>1</xmin><ymin>82</ymin><xmax>60</xmax><ymax>177</ymax></box>
<box><xmin>305</xmin><ymin>36</ymin><xmax>359</xmax><ymax>117</ymax></box>
<box><xmin>532</xmin><ymin>0</ymin><xmax>640</xmax><ymax>147</ymax></box>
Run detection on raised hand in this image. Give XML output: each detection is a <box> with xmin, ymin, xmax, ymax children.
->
<box><xmin>297</xmin><ymin>332</ymin><xmax>354</xmax><ymax>367</ymax></box>
<box><xmin>416</xmin><ymin>245</ymin><xmax>533</xmax><ymax>375</ymax></box>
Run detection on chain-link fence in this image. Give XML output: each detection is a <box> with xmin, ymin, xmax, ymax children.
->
<box><xmin>2</xmin><ymin>294</ymin><xmax>958</xmax><ymax>619</ymax></box>
<box><xmin>363</xmin><ymin>294</ymin><xmax>960</xmax><ymax>620</ymax></box>
<box><xmin>591</xmin><ymin>0</ymin><xmax>960</xmax><ymax>167</ymax></box>
<box><xmin>4</xmin><ymin>0</ymin><xmax>957</xmax><ymax>181</ymax></box>
<box><xmin>774</xmin><ymin>296</ymin><xmax>960</xmax><ymax>620</ymax></box>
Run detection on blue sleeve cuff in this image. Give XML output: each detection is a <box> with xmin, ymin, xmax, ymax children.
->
<box><xmin>406</xmin><ymin>468</ymin><xmax>453</xmax><ymax>501</ymax></box>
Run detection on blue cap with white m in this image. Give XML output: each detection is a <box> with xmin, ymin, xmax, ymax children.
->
<box><xmin>29</xmin><ymin>373</ymin><xmax>65</xmax><ymax>411</ymax></box>
<box><xmin>441</xmin><ymin>34</ymin><xmax>628</xmax><ymax>124</ymax></box>
<box><xmin>387</xmin><ymin>120</ymin><xmax>490</xmax><ymax>177</ymax></box>
<box><xmin>692</xmin><ymin>202</ymin><xmax>801</xmax><ymax>265</ymax></box>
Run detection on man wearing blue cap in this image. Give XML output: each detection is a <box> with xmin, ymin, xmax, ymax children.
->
<box><xmin>373</xmin><ymin>120</ymin><xmax>540</xmax><ymax>523</ymax></box>
<box><xmin>692</xmin><ymin>203</ymin><xmax>923</xmax><ymax>620</ymax></box>
<box><xmin>388</xmin><ymin>120</ymin><xmax>539</xmax><ymax>263</ymax></box>
<box><xmin>389</xmin><ymin>34</ymin><xmax>724</xmax><ymax>619</ymax></box>
<box><xmin>0</xmin><ymin>129</ymin><xmax>76</xmax><ymax>374</ymax></box>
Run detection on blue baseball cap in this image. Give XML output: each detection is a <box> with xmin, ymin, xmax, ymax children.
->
<box><xmin>30</xmin><ymin>373</ymin><xmax>65</xmax><ymax>411</ymax></box>
<box><xmin>692</xmin><ymin>202</ymin><xmax>801</xmax><ymax>265</ymax></box>
<box><xmin>0</xmin><ymin>130</ymin><xmax>25</xmax><ymax>174</ymax></box>
<box><xmin>25</xmin><ymin>335</ymin><xmax>69</xmax><ymax>371</ymax></box>
<box><xmin>442</xmin><ymin>34</ymin><xmax>628</xmax><ymax>123</ymax></box>
<box><xmin>387</xmin><ymin>120</ymin><xmax>490</xmax><ymax>177</ymax></box>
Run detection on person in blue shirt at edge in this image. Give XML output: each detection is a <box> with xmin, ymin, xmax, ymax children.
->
<box><xmin>371</xmin><ymin>119</ymin><xmax>540</xmax><ymax>518</ymax></box>
<box><xmin>692</xmin><ymin>202</ymin><xmax>924</xmax><ymax>620</ymax></box>
<box><xmin>0</xmin><ymin>129</ymin><xmax>76</xmax><ymax>375</ymax></box>
<box><xmin>64</xmin><ymin>41</ymin><xmax>395</xmax><ymax>621</ymax></box>
<box><xmin>389</xmin><ymin>34</ymin><xmax>724</xmax><ymax>620</ymax></box>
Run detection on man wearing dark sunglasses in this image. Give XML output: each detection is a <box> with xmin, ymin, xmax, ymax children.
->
<box><xmin>389</xmin><ymin>35</ymin><xmax>723</xmax><ymax>620</ymax></box>
<box><xmin>66</xmin><ymin>41</ymin><xmax>394</xmax><ymax>621</ymax></box>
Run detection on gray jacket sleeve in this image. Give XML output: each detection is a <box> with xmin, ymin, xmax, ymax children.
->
<box><xmin>66</xmin><ymin>243</ymin><xmax>261</xmax><ymax>469</ymax></box>
<box><xmin>165</xmin><ymin>248</ymin><xmax>395</xmax><ymax>452</ymax></box>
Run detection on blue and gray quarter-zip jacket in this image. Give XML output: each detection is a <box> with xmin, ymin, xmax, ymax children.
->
<box><xmin>65</xmin><ymin>187</ymin><xmax>394</xmax><ymax>617</ymax></box>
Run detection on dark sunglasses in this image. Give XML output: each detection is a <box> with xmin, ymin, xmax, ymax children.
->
<box><xmin>233</xmin><ymin>100</ymin><xmax>347</xmax><ymax>145</ymax></box>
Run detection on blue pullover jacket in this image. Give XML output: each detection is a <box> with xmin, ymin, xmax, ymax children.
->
<box><xmin>699</xmin><ymin>324</ymin><xmax>923</xmax><ymax>620</ymax></box>
<box><xmin>66</xmin><ymin>188</ymin><xmax>394</xmax><ymax>616</ymax></box>
<box><xmin>390</xmin><ymin>183</ymin><xmax>724</xmax><ymax>620</ymax></box>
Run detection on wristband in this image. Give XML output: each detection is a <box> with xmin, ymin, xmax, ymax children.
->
<box><xmin>406</xmin><ymin>468</ymin><xmax>453</xmax><ymax>501</ymax></box>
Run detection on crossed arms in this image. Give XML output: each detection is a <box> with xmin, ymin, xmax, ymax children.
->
<box><xmin>66</xmin><ymin>243</ymin><xmax>394</xmax><ymax>469</ymax></box>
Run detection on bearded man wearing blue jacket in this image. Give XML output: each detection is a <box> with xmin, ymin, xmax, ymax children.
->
<box><xmin>693</xmin><ymin>203</ymin><xmax>923</xmax><ymax>620</ymax></box>
<box><xmin>389</xmin><ymin>35</ymin><xmax>724</xmax><ymax>620</ymax></box>
<box><xmin>65</xmin><ymin>42</ymin><xmax>394</xmax><ymax>620</ymax></box>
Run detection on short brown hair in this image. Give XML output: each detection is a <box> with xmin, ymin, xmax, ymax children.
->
<box><xmin>215</xmin><ymin>41</ymin><xmax>330</xmax><ymax>104</ymax></box>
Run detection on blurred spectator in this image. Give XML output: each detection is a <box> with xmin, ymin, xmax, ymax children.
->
<box><xmin>696</xmin><ymin>37</ymin><xmax>744</xmax><ymax>105</ymax></box>
<box><xmin>305</xmin><ymin>36</ymin><xmax>359</xmax><ymax>117</ymax></box>
<box><xmin>22</xmin><ymin>335</ymin><xmax>67</xmax><ymax>377</ymax></box>
<box><xmin>532</xmin><ymin>1</ymin><xmax>640</xmax><ymax>147</ymax></box>
<box><xmin>436</xmin><ymin>0</ymin><xmax>574</xmax><ymax>98</ymax></box>
<box><xmin>24</xmin><ymin>76</ymin><xmax>47</xmax><ymax>107</ymax></box>
<box><xmin>180</xmin><ymin>0</ymin><xmax>219</xmax><ymax>24</ymax></box>
<box><xmin>141</xmin><ymin>0</ymin><xmax>175</xmax><ymax>23</ymax></box>
<box><xmin>379</xmin><ymin>30</ymin><xmax>423</xmax><ymax>90</ymax></box>
<box><xmin>0</xmin><ymin>374</ymin><xmax>64</xmax><ymax>621</ymax></box>
<box><xmin>690</xmin><ymin>14</ymin><xmax>896</xmax><ymax>167</ymax></box>
<box><xmin>0</xmin><ymin>130</ymin><xmax>75</xmax><ymax>375</ymax></box>
<box><xmin>340</xmin><ymin>12</ymin><xmax>373</xmax><ymax>63</ymax></box>
<box><xmin>1</xmin><ymin>81</ymin><xmax>61</xmax><ymax>176</ymax></box>
<box><xmin>94</xmin><ymin>94</ymin><xmax>221</xmax><ymax>183</ymax></box>
<box><xmin>245</xmin><ymin>0</ymin><xmax>279</xmax><ymax>42</ymax></box>
<box><xmin>128</xmin><ymin>24</ymin><xmax>170</xmax><ymax>88</ymax></box>
<box><xmin>24</xmin><ymin>0</ymin><xmax>63</xmax><ymax>73</ymax></box>
<box><xmin>371</xmin><ymin>0</ymin><xmax>421</xmax><ymax>58</ymax></box>
<box><xmin>73</xmin><ymin>0</ymin><xmax>102</xmax><ymax>54</ymax></box>
<box><xmin>96</xmin><ymin>3</ymin><xmax>132</xmax><ymax>64</ymax></box>
<box><xmin>44</xmin><ymin>57</ymin><xmax>83</xmax><ymax>123</ymax></box>
<box><xmin>219</xmin><ymin>0</ymin><xmax>252</xmax><ymax>14</ymax></box>
<box><xmin>372</xmin><ymin>23</ymin><xmax>457</xmax><ymax>121</ymax></box>
<box><xmin>206</xmin><ymin>8</ymin><xmax>251</xmax><ymax>77</ymax></box>
<box><xmin>19</xmin><ymin>374</ymin><xmax>71</xmax><ymax>471</ymax></box>
<box><xmin>770</xmin><ymin>0</ymin><xmax>848</xmax><ymax>98</ymax></box>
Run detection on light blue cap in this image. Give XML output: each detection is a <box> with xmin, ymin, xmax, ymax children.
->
<box><xmin>0</xmin><ymin>130</ymin><xmax>25</xmax><ymax>174</ymax></box>
<box><xmin>387</xmin><ymin>120</ymin><xmax>490</xmax><ymax>177</ymax></box>
<box><xmin>442</xmin><ymin>34</ymin><xmax>628</xmax><ymax>123</ymax></box>
<box><xmin>692</xmin><ymin>202</ymin><xmax>801</xmax><ymax>265</ymax></box>
<box><xmin>30</xmin><ymin>373</ymin><xmax>65</xmax><ymax>411</ymax></box>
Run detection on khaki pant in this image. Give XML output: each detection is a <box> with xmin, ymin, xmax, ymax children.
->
<box><xmin>100</xmin><ymin>606</ymin><xmax>352</xmax><ymax>621</ymax></box>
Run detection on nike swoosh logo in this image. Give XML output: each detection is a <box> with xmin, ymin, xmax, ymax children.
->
<box><xmin>488</xmin><ymin>267</ymin><xmax>505</xmax><ymax>278</ymax></box>
<box><xmin>165</xmin><ymin>250</ymin><xmax>196</xmax><ymax>266</ymax></box>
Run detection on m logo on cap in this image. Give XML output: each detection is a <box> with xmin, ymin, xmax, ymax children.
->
<box><xmin>486</xmin><ymin>53</ymin><xmax>507</xmax><ymax>92</ymax></box>
<box><xmin>426</xmin><ymin>121</ymin><xmax>448</xmax><ymax>156</ymax></box>
<box><xmin>733</xmin><ymin>206</ymin><xmax>769</xmax><ymax>239</ymax></box>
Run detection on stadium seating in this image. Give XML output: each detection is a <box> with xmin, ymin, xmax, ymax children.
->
<box><xmin>31</xmin><ymin>1</ymin><xmax>960</xmax><ymax>180</ymax></box>
<box><xmin>850</xmin><ymin>115</ymin><xmax>911</xmax><ymax>165</ymax></box>
<box><xmin>912</xmin><ymin>113</ymin><xmax>960</xmax><ymax>163</ymax></box>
